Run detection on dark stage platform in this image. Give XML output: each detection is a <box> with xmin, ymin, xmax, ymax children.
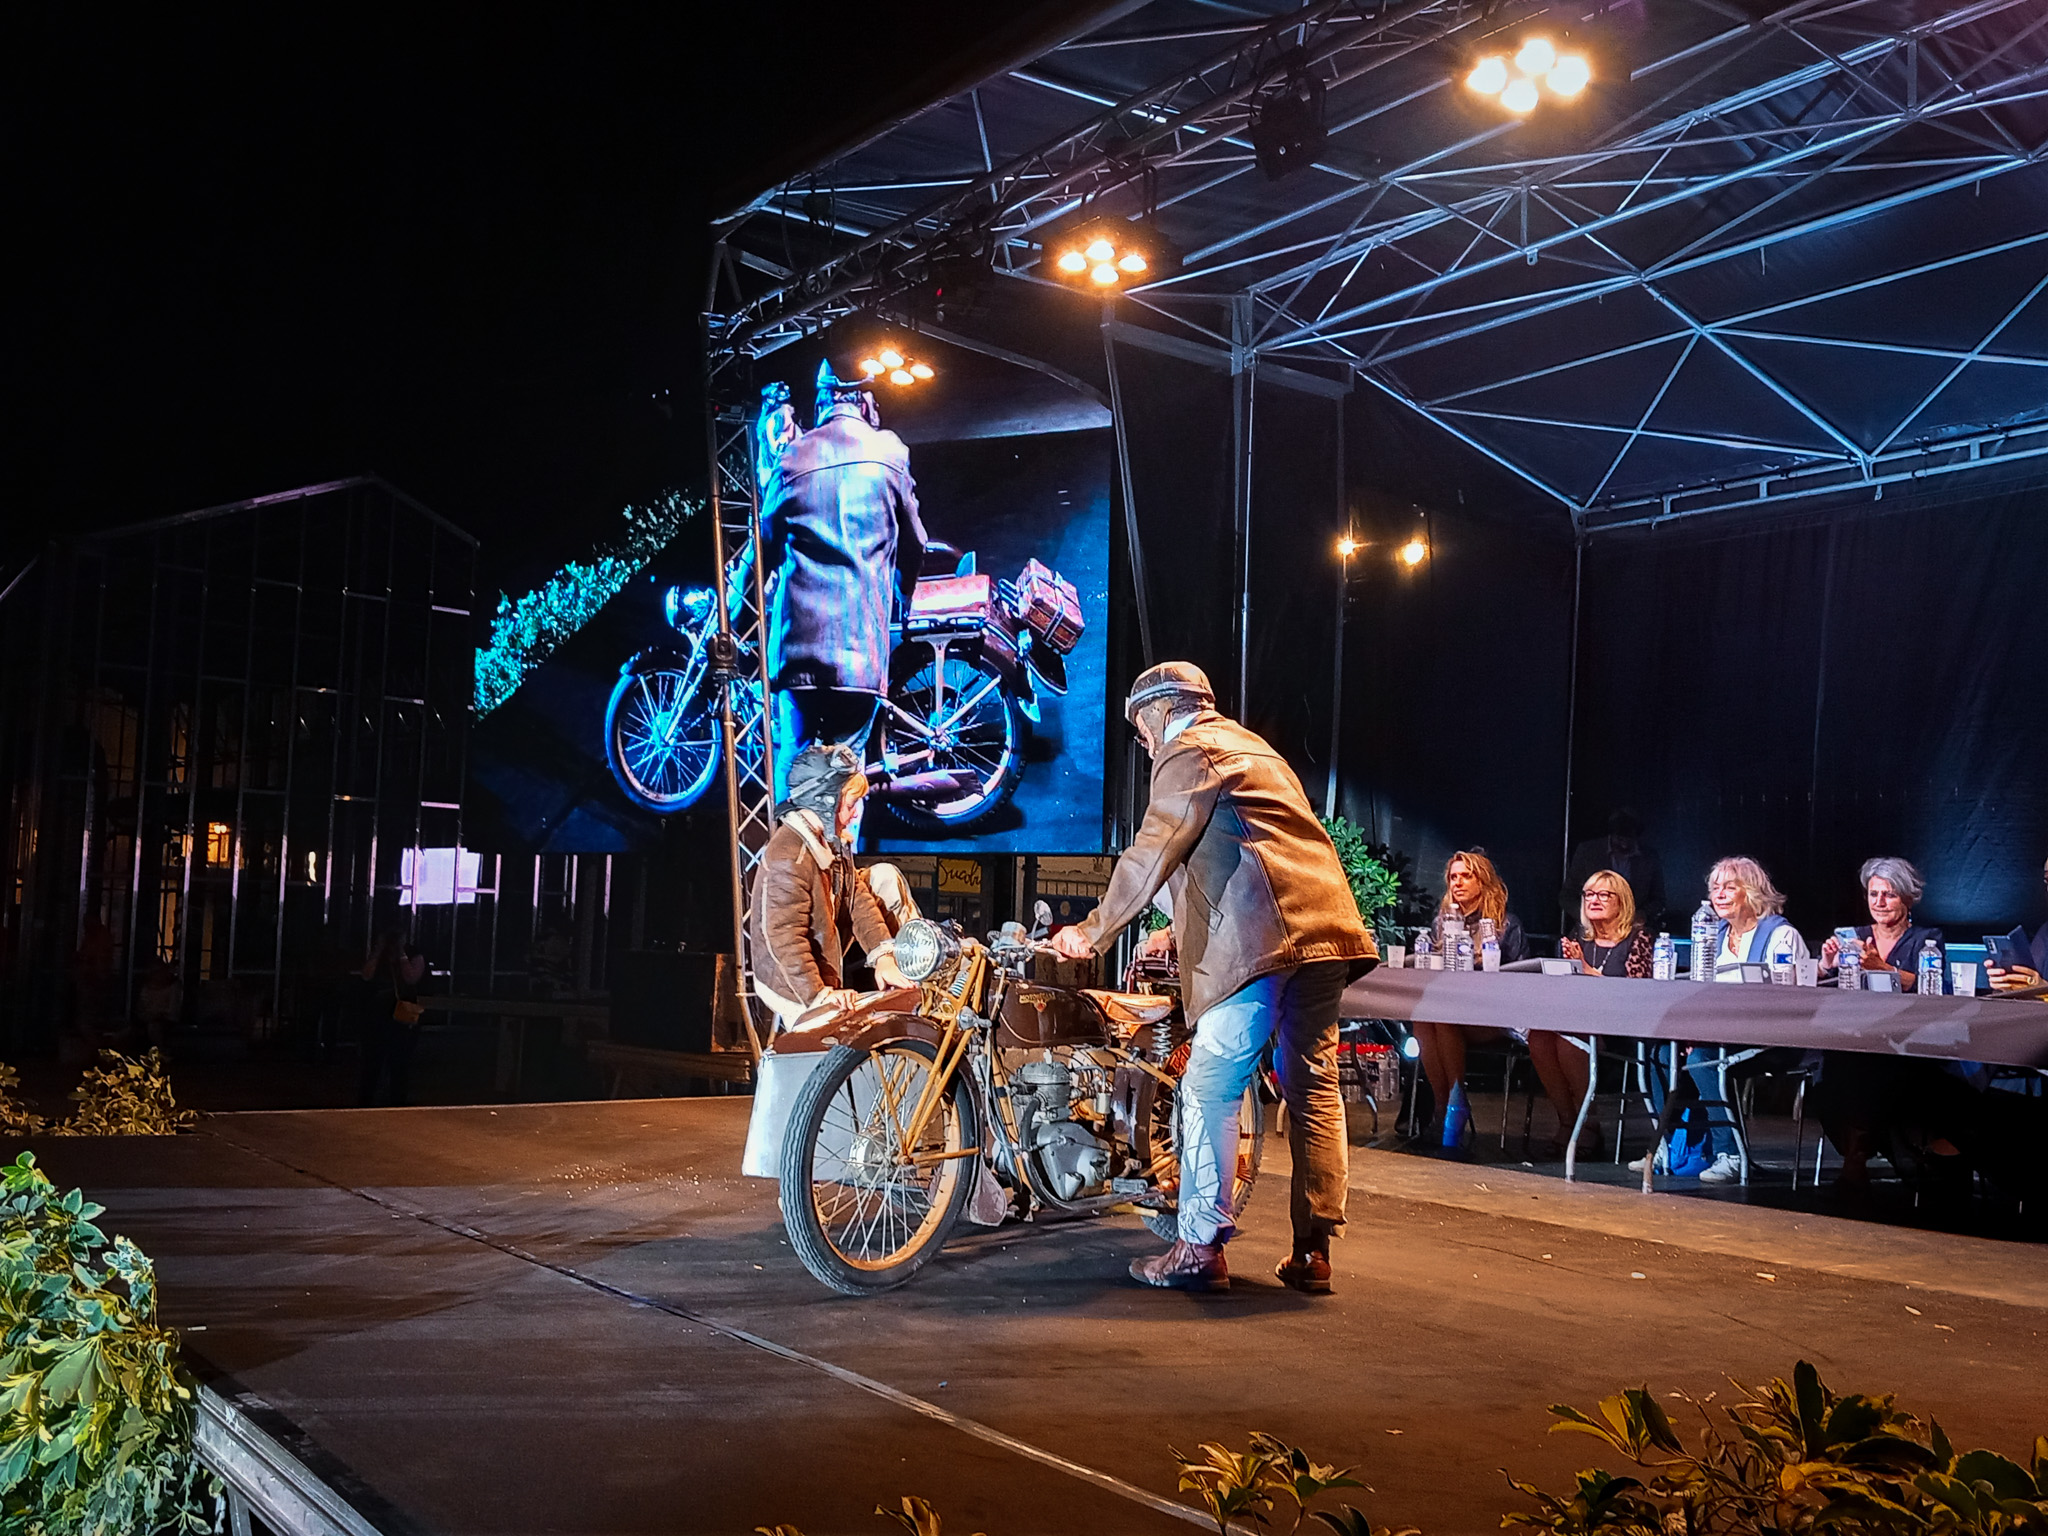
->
<box><xmin>28</xmin><ymin>1102</ymin><xmax>2048</xmax><ymax>1535</ymax></box>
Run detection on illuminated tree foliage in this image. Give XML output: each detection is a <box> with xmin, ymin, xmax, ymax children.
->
<box><xmin>473</xmin><ymin>492</ymin><xmax>697</xmax><ymax>716</ymax></box>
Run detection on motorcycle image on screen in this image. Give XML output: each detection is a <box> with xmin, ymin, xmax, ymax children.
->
<box><xmin>604</xmin><ymin>545</ymin><xmax>1082</xmax><ymax>829</ymax></box>
<box><xmin>738</xmin><ymin>918</ymin><xmax>1268</xmax><ymax>1294</ymax></box>
<box><xmin>603</xmin><ymin>376</ymin><xmax>1085</xmax><ymax>829</ymax></box>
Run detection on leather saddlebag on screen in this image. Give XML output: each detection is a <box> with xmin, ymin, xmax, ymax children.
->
<box><xmin>909</xmin><ymin>573</ymin><xmax>1017</xmax><ymax>672</ymax></box>
<box><xmin>1012</xmin><ymin>559</ymin><xmax>1083</xmax><ymax>654</ymax></box>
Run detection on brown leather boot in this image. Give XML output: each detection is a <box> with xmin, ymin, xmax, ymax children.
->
<box><xmin>1274</xmin><ymin>1248</ymin><xmax>1332</xmax><ymax>1294</ymax></box>
<box><xmin>1129</xmin><ymin>1239</ymin><xmax>1229</xmax><ymax>1292</ymax></box>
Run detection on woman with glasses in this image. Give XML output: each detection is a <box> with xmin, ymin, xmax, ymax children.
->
<box><xmin>1533</xmin><ymin>869</ymin><xmax>1651</xmax><ymax>1152</ymax></box>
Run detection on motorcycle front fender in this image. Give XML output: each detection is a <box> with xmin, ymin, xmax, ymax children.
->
<box><xmin>618</xmin><ymin>643</ymin><xmax>690</xmax><ymax>678</ymax></box>
<box><xmin>738</xmin><ymin>995</ymin><xmax>946</xmax><ymax>1180</ymax></box>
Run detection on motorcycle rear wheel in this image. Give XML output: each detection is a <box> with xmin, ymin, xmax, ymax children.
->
<box><xmin>780</xmin><ymin>1041</ymin><xmax>982</xmax><ymax>1294</ymax></box>
<box><xmin>877</xmin><ymin>646</ymin><xmax>1022</xmax><ymax>831</ymax></box>
<box><xmin>1140</xmin><ymin>1085</ymin><xmax>1266</xmax><ymax>1243</ymax></box>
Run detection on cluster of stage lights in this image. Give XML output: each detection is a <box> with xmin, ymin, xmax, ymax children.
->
<box><xmin>1053</xmin><ymin>234</ymin><xmax>1148</xmax><ymax>288</ymax></box>
<box><xmin>1466</xmin><ymin>37</ymin><xmax>1589</xmax><ymax>113</ymax></box>
<box><xmin>1337</xmin><ymin>534</ymin><xmax>1430</xmax><ymax>568</ymax></box>
<box><xmin>857</xmin><ymin>347</ymin><xmax>935</xmax><ymax>387</ymax></box>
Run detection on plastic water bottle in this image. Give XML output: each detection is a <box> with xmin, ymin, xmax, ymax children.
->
<box><xmin>1916</xmin><ymin>937</ymin><xmax>1943</xmax><ymax>997</ymax></box>
<box><xmin>1447</xmin><ymin>916</ymin><xmax>1473</xmax><ymax>973</ymax></box>
<box><xmin>1652</xmin><ymin>932</ymin><xmax>1676</xmax><ymax>981</ymax></box>
<box><xmin>1836</xmin><ymin>928</ymin><xmax>1863</xmax><ymax>992</ymax></box>
<box><xmin>1413</xmin><ymin>927</ymin><xmax>1436</xmax><ymax>969</ymax></box>
<box><xmin>1478</xmin><ymin>918</ymin><xmax>1501</xmax><ymax>973</ymax></box>
<box><xmin>1689</xmin><ymin>902</ymin><xmax>1716</xmax><ymax>983</ymax></box>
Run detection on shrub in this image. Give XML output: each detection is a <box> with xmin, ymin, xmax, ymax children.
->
<box><xmin>0</xmin><ymin>1152</ymin><xmax>218</xmax><ymax>1534</ymax></box>
<box><xmin>56</xmin><ymin>1051</ymin><xmax>197</xmax><ymax>1138</ymax></box>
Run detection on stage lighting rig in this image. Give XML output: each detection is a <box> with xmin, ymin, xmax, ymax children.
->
<box><xmin>856</xmin><ymin>345</ymin><xmax>935</xmax><ymax>387</ymax></box>
<box><xmin>1466</xmin><ymin>37</ymin><xmax>1589</xmax><ymax>114</ymax></box>
<box><xmin>1042</xmin><ymin>216</ymin><xmax>1177</xmax><ymax>292</ymax></box>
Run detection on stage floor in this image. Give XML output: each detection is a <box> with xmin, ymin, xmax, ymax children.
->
<box><xmin>26</xmin><ymin>1101</ymin><xmax>2048</xmax><ymax>1535</ymax></box>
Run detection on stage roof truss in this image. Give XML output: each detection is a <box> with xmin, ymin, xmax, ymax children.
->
<box><xmin>711</xmin><ymin>0</ymin><xmax>2048</xmax><ymax>524</ymax></box>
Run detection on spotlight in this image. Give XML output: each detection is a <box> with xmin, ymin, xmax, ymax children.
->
<box><xmin>1399</xmin><ymin>536</ymin><xmax>1429</xmax><ymax>568</ymax></box>
<box><xmin>1466</xmin><ymin>56</ymin><xmax>1508</xmax><ymax>95</ymax></box>
<box><xmin>1472</xmin><ymin>39</ymin><xmax>1590</xmax><ymax>114</ymax></box>
<box><xmin>1248</xmin><ymin>60</ymin><xmax>1327</xmax><ymax>181</ymax></box>
<box><xmin>1042</xmin><ymin>216</ymin><xmax>1179</xmax><ymax>291</ymax></box>
<box><xmin>1548</xmin><ymin>53</ymin><xmax>1590</xmax><ymax>95</ymax></box>
<box><xmin>1515</xmin><ymin>37</ymin><xmax>1557</xmax><ymax>76</ymax></box>
<box><xmin>1401</xmin><ymin>1034</ymin><xmax>1421</xmax><ymax>1060</ymax></box>
<box><xmin>1336</xmin><ymin>535</ymin><xmax>1361</xmax><ymax>558</ymax></box>
<box><xmin>856</xmin><ymin>343</ymin><xmax>934</xmax><ymax>386</ymax></box>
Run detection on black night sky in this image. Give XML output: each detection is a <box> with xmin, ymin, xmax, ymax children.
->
<box><xmin>9</xmin><ymin>5</ymin><xmax>1098</xmax><ymax>595</ymax></box>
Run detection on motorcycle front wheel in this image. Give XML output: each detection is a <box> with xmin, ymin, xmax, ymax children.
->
<box><xmin>1140</xmin><ymin>1084</ymin><xmax>1266</xmax><ymax>1243</ymax></box>
<box><xmin>605</xmin><ymin>651</ymin><xmax>720</xmax><ymax>812</ymax></box>
<box><xmin>780</xmin><ymin>1040</ymin><xmax>982</xmax><ymax>1294</ymax></box>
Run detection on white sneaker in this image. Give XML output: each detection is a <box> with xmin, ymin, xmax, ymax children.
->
<box><xmin>1626</xmin><ymin>1148</ymin><xmax>1667</xmax><ymax>1174</ymax></box>
<box><xmin>1697</xmin><ymin>1152</ymin><xmax>1742</xmax><ymax>1184</ymax></box>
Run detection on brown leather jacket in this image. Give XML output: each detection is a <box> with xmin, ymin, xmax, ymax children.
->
<box><xmin>747</xmin><ymin>814</ymin><xmax>892</xmax><ymax>1006</ymax></box>
<box><xmin>1077</xmin><ymin>711</ymin><xmax>1377</xmax><ymax>1020</ymax></box>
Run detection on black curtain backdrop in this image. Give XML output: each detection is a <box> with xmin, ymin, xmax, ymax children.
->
<box><xmin>1571</xmin><ymin>476</ymin><xmax>2048</xmax><ymax>939</ymax></box>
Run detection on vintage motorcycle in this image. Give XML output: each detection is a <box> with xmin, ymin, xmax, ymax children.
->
<box><xmin>741</xmin><ymin>918</ymin><xmax>1266</xmax><ymax>1294</ymax></box>
<box><xmin>604</xmin><ymin>544</ymin><xmax>1081</xmax><ymax>830</ymax></box>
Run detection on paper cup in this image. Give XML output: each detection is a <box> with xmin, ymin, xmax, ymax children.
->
<box><xmin>1950</xmin><ymin>961</ymin><xmax>1978</xmax><ymax>996</ymax></box>
<box><xmin>1386</xmin><ymin>945</ymin><xmax>1406</xmax><ymax>969</ymax></box>
<box><xmin>1794</xmin><ymin>959</ymin><xmax>1820</xmax><ymax>987</ymax></box>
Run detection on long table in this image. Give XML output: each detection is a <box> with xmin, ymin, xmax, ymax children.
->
<box><xmin>1339</xmin><ymin>967</ymin><xmax>2048</xmax><ymax>1184</ymax></box>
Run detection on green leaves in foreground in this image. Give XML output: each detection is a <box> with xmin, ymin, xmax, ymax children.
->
<box><xmin>1506</xmin><ymin>1360</ymin><xmax>2048</xmax><ymax>1535</ymax></box>
<box><xmin>0</xmin><ymin>1152</ymin><xmax>218</xmax><ymax>1534</ymax></box>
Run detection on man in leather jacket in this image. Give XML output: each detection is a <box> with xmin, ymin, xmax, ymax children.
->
<box><xmin>760</xmin><ymin>364</ymin><xmax>928</xmax><ymax>803</ymax></box>
<box><xmin>748</xmin><ymin>744</ymin><xmax>907</xmax><ymax>1027</ymax></box>
<box><xmin>1052</xmin><ymin>662</ymin><xmax>1377</xmax><ymax>1293</ymax></box>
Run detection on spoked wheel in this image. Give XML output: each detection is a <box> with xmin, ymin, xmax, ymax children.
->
<box><xmin>877</xmin><ymin>643</ymin><xmax>1021</xmax><ymax>831</ymax></box>
<box><xmin>605</xmin><ymin>650</ymin><xmax>720</xmax><ymax>812</ymax></box>
<box><xmin>780</xmin><ymin>1041</ymin><xmax>982</xmax><ymax>1294</ymax></box>
<box><xmin>1140</xmin><ymin>1082</ymin><xmax>1266</xmax><ymax>1243</ymax></box>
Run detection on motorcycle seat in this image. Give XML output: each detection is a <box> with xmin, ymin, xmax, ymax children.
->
<box><xmin>1081</xmin><ymin>989</ymin><xmax>1176</xmax><ymax>1030</ymax></box>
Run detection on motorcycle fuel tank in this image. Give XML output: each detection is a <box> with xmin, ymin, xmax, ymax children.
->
<box><xmin>997</xmin><ymin>984</ymin><xmax>1114</xmax><ymax>1050</ymax></box>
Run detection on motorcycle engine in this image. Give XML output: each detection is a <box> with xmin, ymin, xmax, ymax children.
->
<box><xmin>1013</xmin><ymin>1059</ymin><xmax>1111</xmax><ymax>1201</ymax></box>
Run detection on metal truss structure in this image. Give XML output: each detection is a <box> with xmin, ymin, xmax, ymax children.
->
<box><xmin>712</xmin><ymin>0</ymin><xmax>2048</xmax><ymax>528</ymax></box>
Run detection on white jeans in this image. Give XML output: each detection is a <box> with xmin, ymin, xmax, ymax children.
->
<box><xmin>1176</xmin><ymin>961</ymin><xmax>1350</xmax><ymax>1247</ymax></box>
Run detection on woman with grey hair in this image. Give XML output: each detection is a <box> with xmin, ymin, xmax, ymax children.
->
<box><xmin>1819</xmin><ymin>856</ymin><xmax>1944</xmax><ymax>990</ymax></box>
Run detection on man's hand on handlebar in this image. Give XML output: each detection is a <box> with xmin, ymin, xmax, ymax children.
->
<box><xmin>1048</xmin><ymin>925</ymin><xmax>1095</xmax><ymax>961</ymax></box>
<box><xmin>872</xmin><ymin>953</ymin><xmax>910</xmax><ymax>990</ymax></box>
<box><xmin>1140</xmin><ymin>926</ymin><xmax>1174</xmax><ymax>959</ymax></box>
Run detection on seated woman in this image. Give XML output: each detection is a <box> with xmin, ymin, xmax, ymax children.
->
<box><xmin>1410</xmin><ymin>850</ymin><xmax>1527</xmax><ymax>1146</ymax></box>
<box><xmin>1809</xmin><ymin>858</ymin><xmax>1953</xmax><ymax>1184</ymax></box>
<box><xmin>1535</xmin><ymin>870</ymin><xmax>1652</xmax><ymax>1153</ymax></box>
<box><xmin>1987</xmin><ymin>853</ymin><xmax>2047</xmax><ymax>996</ymax></box>
<box><xmin>1630</xmin><ymin>856</ymin><xmax>1810</xmax><ymax>1184</ymax></box>
<box><xmin>1818</xmin><ymin>857</ymin><xmax>1943</xmax><ymax>989</ymax></box>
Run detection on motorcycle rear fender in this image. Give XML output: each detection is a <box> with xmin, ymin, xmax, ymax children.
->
<box><xmin>739</xmin><ymin>993</ymin><xmax>947</xmax><ymax>1180</ymax></box>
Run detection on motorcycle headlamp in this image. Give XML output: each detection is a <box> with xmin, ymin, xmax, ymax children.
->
<box><xmin>893</xmin><ymin>919</ymin><xmax>961</xmax><ymax>985</ymax></box>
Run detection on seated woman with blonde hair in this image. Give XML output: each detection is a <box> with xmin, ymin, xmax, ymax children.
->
<box><xmin>1535</xmin><ymin>869</ymin><xmax>1652</xmax><ymax>1152</ymax></box>
<box><xmin>1410</xmin><ymin>849</ymin><xmax>1526</xmax><ymax>1146</ymax></box>
<box><xmin>1630</xmin><ymin>856</ymin><xmax>1810</xmax><ymax>1184</ymax></box>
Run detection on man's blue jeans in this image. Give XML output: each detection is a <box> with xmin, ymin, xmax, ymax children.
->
<box><xmin>1177</xmin><ymin>961</ymin><xmax>1350</xmax><ymax>1247</ymax></box>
